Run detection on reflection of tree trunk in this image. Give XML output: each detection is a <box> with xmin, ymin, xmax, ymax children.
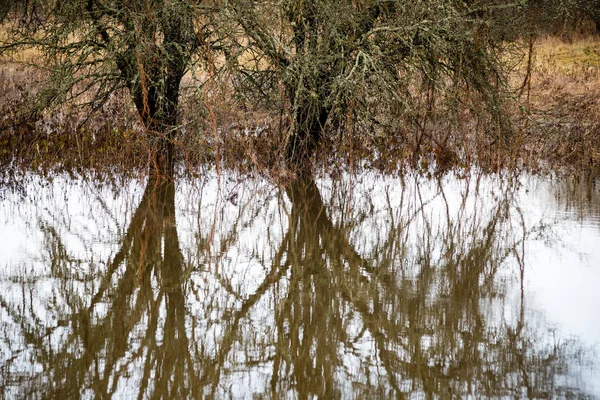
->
<box><xmin>283</xmin><ymin>178</ymin><xmax>340</xmax><ymax>399</ymax></box>
<box><xmin>48</xmin><ymin>172</ymin><xmax>195</xmax><ymax>399</ymax></box>
<box><xmin>143</xmin><ymin>175</ymin><xmax>192</xmax><ymax>398</ymax></box>
<box><xmin>277</xmin><ymin>180</ymin><xmax>343</xmax><ymax>399</ymax></box>
<box><xmin>273</xmin><ymin>177</ymin><xmax>385</xmax><ymax>398</ymax></box>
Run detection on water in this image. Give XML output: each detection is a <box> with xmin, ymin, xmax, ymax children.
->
<box><xmin>1</xmin><ymin>169</ymin><xmax>599</xmax><ymax>399</ymax></box>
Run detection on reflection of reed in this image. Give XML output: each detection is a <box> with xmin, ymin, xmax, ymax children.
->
<box><xmin>551</xmin><ymin>168</ymin><xmax>600</xmax><ymax>221</ymax></box>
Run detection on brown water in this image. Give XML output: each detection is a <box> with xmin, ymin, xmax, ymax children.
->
<box><xmin>1</xmin><ymin>170</ymin><xmax>599</xmax><ymax>399</ymax></box>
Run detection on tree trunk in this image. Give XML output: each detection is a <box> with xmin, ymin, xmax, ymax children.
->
<box><xmin>285</xmin><ymin>101</ymin><xmax>330</xmax><ymax>169</ymax></box>
<box><xmin>132</xmin><ymin>71</ymin><xmax>183</xmax><ymax>176</ymax></box>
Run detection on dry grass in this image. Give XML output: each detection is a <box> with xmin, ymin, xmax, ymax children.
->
<box><xmin>520</xmin><ymin>35</ymin><xmax>600</xmax><ymax>170</ymax></box>
<box><xmin>536</xmin><ymin>36</ymin><xmax>600</xmax><ymax>68</ymax></box>
<box><xmin>0</xmin><ymin>24</ymin><xmax>45</xmax><ymax>64</ymax></box>
<box><xmin>0</xmin><ymin>65</ymin><xmax>151</xmax><ymax>175</ymax></box>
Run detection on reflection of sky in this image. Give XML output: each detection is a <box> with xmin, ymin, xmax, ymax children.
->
<box><xmin>514</xmin><ymin>178</ymin><xmax>600</xmax><ymax>395</ymax></box>
<box><xmin>1</xmin><ymin>170</ymin><xmax>600</xmax><ymax>397</ymax></box>
<box><xmin>515</xmin><ymin>178</ymin><xmax>600</xmax><ymax>345</ymax></box>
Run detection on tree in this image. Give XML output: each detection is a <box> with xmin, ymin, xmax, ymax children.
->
<box><xmin>1</xmin><ymin>0</ymin><xmax>212</xmax><ymax>172</ymax></box>
<box><xmin>223</xmin><ymin>0</ymin><xmax>524</xmax><ymax>168</ymax></box>
<box><xmin>2</xmin><ymin>0</ymin><xmax>531</xmax><ymax>171</ymax></box>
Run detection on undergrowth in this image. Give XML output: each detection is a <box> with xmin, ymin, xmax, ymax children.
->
<box><xmin>1</xmin><ymin>36</ymin><xmax>599</xmax><ymax>180</ymax></box>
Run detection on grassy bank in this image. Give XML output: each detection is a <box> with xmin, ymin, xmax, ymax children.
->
<box><xmin>520</xmin><ymin>36</ymin><xmax>600</xmax><ymax>169</ymax></box>
<box><xmin>1</xmin><ymin>36</ymin><xmax>599</xmax><ymax>178</ymax></box>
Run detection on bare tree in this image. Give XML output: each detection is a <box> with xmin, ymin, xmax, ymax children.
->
<box><xmin>223</xmin><ymin>0</ymin><xmax>524</xmax><ymax>168</ymax></box>
<box><xmin>1</xmin><ymin>0</ymin><xmax>214</xmax><ymax>172</ymax></box>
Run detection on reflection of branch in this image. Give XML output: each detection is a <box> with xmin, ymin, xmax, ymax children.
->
<box><xmin>3</xmin><ymin>174</ymin><xmax>198</xmax><ymax>398</ymax></box>
<box><xmin>0</xmin><ymin>294</ymin><xmax>50</xmax><ymax>365</ymax></box>
<box><xmin>85</xmin><ymin>178</ymin><xmax>156</xmax><ymax>312</ymax></box>
<box><xmin>199</xmin><ymin>227</ymin><xmax>292</xmax><ymax>395</ymax></box>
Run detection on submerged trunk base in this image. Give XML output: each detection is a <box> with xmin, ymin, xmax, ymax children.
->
<box><xmin>285</xmin><ymin>107</ymin><xmax>330</xmax><ymax>171</ymax></box>
<box><xmin>150</xmin><ymin>137</ymin><xmax>175</xmax><ymax>177</ymax></box>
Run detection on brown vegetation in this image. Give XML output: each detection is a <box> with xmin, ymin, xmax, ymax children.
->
<box><xmin>519</xmin><ymin>36</ymin><xmax>600</xmax><ymax>171</ymax></box>
<box><xmin>1</xmin><ymin>35</ymin><xmax>600</xmax><ymax>179</ymax></box>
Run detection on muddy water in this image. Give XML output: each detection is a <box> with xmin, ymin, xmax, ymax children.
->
<box><xmin>0</xmin><ymin>170</ymin><xmax>599</xmax><ymax>399</ymax></box>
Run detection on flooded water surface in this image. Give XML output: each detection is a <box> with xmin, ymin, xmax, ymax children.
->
<box><xmin>1</xmin><ymin>170</ymin><xmax>599</xmax><ymax>399</ymax></box>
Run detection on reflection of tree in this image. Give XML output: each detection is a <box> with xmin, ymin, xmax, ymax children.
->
<box><xmin>263</xmin><ymin>175</ymin><xmax>589</xmax><ymax>399</ymax></box>
<box><xmin>0</xmin><ymin>172</ymin><xmax>593</xmax><ymax>399</ymax></box>
<box><xmin>550</xmin><ymin>168</ymin><xmax>600</xmax><ymax>221</ymax></box>
<box><xmin>0</xmin><ymin>173</ymin><xmax>201</xmax><ymax>399</ymax></box>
